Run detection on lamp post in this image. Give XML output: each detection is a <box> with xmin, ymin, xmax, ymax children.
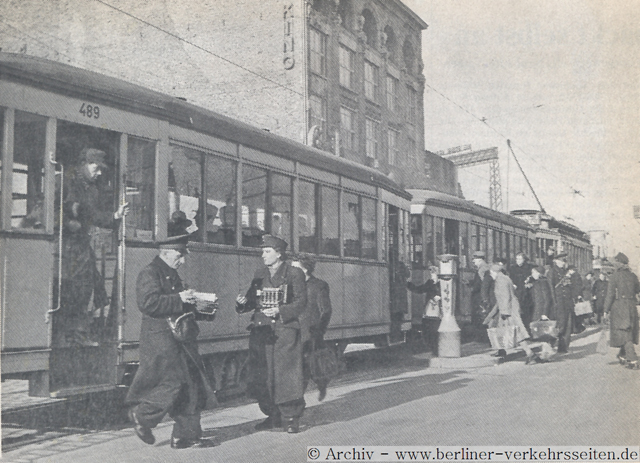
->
<box><xmin>437</xmin><ymin>254</ymin><xmax>461</xmax><ymax>357</ymax></box>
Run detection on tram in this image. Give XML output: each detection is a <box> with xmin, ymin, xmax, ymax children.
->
<box><xmin>407</xmin><ymin>189</ymin><xmax>538</xmax><ymax>327</ymax></box>
<box><xmin>0</xmin><ymin>53</ymin><xmax>412</xmax><ymax>398</ymax></box>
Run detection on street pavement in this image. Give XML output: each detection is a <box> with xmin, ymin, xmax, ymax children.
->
<box><xmin>2</xmin><ymin>329</ymin><xmax>638</xmax><ymax>463</ymax></box>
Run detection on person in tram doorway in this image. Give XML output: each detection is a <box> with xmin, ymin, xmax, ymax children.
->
<box><xmin>483</xmin><ymin>264</ymin><xmax>539</xmax><ymax>364</ymax></box>
<box><xmin>593</xmin><ymin>270</ymin><xmax>609</xmax><ymax>324</ymax></box>
<box><xmin>236</xmin><ymin>235</ymin><xmax>307</xmax><ymax>433</ymax></box>
<box><xmin>125</xmin><ymin>230</ymin><xmax>217</xmax><ymax>449</ymax></box>
<box><xmin>291</xmin><ymin>254</ymin><xmax>333</xmax><ymax>401</ymax></box>
<box><xmin>547</xmin><ymin>253</ymin><xmax>581</xmax><ymax>354</ymax></box>
<box><xmin>390</xmin><ymin>258</ymin><xmax>411</xmax><ymax>342</ymax></box>
<box><xmin>53</xmin><ymin>148</ymin><xmax>129</xmax><ymax>348</ymax></box>
<box><xmin>604</xmin><ymin>252</ymin><xmax>640</xmax><ymax>369</ymax></box>
<box><xmin>407</xmin><ymin>265</ymin><xmax>442</xmax><ymax>354</ymax></box>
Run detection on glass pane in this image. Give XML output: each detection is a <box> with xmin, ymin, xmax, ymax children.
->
<box><xmin>242</xmin><ymin>165</ymin><xmax>267</xmax><ymax>247</ymax></box>
<box><xmin>168</xmin><ymin>145</ymin><xmax>202</xmax><ymax>239</ymax></box>
<box><xmin>381</xmin><ymin>203</ymin><xmax>388</xmax><ymax>262</ymax></box>
<box><xmin>362</xmin><ymin>197</ymin><xmax>376</xmax><ymax>260</ymax></box>
<box><xmin>425</xmin><ymin>215</ymin><xmax>434</xmax><ymax>266</ymax></box>
<box><xmin>343</xmin><ymin>191</ymin><xmax>359</xmax><ymax>257</ymax></box>
<box><xmin>126</xmin><ymin>137</ymin><xmax>155</xmax><ymax>240</ymax></box>
<box><xmin>0</xmin><ymin>108</ymin><xmax>4</xmax><ymax>195</ymax></box>
<box><xmin>298</xmin><ymin>180</ymin><xmax>317</xmax><ymax>253</ymax></box>
<box><xmin>205</xmin><ymin>155</ymin><xmax>237</xmax><ymax>245</ymax></box>
<box><xmin>12</xmin><ymin>111</ymin><xmax>47</xmax><ymax>229</ymax></box>
<box><xmin>320</xmin><ymin>186</ymin><xmax>339</xmax><ymax>256</ymax></box>
<box><xmin>270</xmin><ymin>173</ymin><xmax>292</xmax><ymax>244</ymax></box>
<box><xmin>435</xmin><ymin>217</ymin><xmax>443</xmax><ymax>256</ymax></box>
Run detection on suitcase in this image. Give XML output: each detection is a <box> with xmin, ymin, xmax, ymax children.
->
<box><xmin>529</xmin><ymin>320</ymin><xmax>558</xmax><ymax>340</ymax></box>
<box><xmin>574</xmin><ymin>301</ymin><xmax>593</xmax><ymax>316</ymax></box>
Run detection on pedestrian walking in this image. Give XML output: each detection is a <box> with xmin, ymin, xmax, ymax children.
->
<box><xmin>125</xmin><ymin>231</ymin><xmax>217</xmax><ymax>449</ymax></box>
<box><xmin>53</xmin><ymin>148</ymin><xmax>129</xmax><ymax>347</ymax></box>
<box><xmin>547</xmin><ymin>253</ymin><xmax>581</xmax><ymax>353</ymax></box>
<box><xmin>470</xmin><ymin>251</ymin><xmax>490</xmax><ymax>338</ymax></box>
<box><xmin>236</xmin><ymin>235</ymin><xmax>307</xmax><ymax>433</ymax></box>
<box><xmin>483</xmin><ymin>264</ymin><xmax>539</xmax><ymax>363</ymax></box>
<box><xmin>603</xmin><ymin>252</ymin><xmax>640</xmax><ymax>369</ymax></box>
<box><xmin>407</xmin><ymin>265</ymin><xmax>441</xmax><ymax>354</ymax></box>
<box><xmin>510</xmin><ymin>252</ymin><xmax>535</xmax><ymax>332</ymax></box>
<box><xmin>593</xmin><ymin>271</ymin><xmax>608</xmax><ymax>324</ymax></box>
<box><xmin>291</xmin><ymin>254</ymin><xmax>333</xmax><ymax>401</ymax></box>
<box><xmin>526</xmin><ymin>266</ymin><xmax>555</xmax><ymax>361</ymax></box>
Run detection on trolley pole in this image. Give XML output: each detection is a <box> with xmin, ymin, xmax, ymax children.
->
<box><xmin>437</xmin><ymin>254</ymin><xmax>461</xmax><ymax>357</ymax></box>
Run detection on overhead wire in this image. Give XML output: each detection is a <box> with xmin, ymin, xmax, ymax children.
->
<box><xmin>92</xmin><ymin>0</ymin><xmax>305</xmax><ymax>98</ymax></box>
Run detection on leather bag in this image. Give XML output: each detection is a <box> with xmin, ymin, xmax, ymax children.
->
<box><xmin>308</xmin><ymin>340</ymin><xmax>338</xmax><ymax>383</ymax></box>
<box><xmin>167</xmin><ymin>312</ymin><xmax>199</xmax><ymax>343</ymax></box>
<box><xmin>574</xmin><ymin>301</ymin><xmax>593</xmax><ymax>316</ymax></box>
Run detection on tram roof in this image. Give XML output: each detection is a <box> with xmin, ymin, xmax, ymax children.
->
<box><xmin>0</xmin><ymin>52</ymin><xmax>410</xmax><ymax>200</ymax></box>
<box><xmin>408</xmin><ymin>189</ymin><xmax>534</xmax><ymax>230</ymax></box>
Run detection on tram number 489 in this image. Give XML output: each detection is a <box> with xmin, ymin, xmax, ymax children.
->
<box><xmin>79</xmin><ymin>103</ymin><xmax>100</xmax><ymax>119</ymax></box>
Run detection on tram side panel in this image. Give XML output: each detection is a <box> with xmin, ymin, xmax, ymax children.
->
<box><xmin>0</xmin><ymin>237</ymin><xmax>52</xmax><ymax>373</ymax></box>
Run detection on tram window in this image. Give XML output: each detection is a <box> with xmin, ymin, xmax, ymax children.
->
<box><xmin>362</xmin><ymin>196</ymin><xmax>377</xmax><ymax>259</ymax></box>
<box><xmin>410</xmin><ymin>214</ymin><xmax>423</xmax><ymax>267</ymax></box>
<box><xmin>242</xmin><ymin>165</ymin><xmax>267</xmax><ymax>247</ymax></box>
<box><xmin>11</xmin><ymin>111</ymin><xmax>47</xmax><ymax>229</ymax></box>
<box><xmin>205</xmin><ymin>155</ymin><xmax>237</xmax><ymax>245</ymax></box>
<box><xmin>343</xmin><ymin>191</ymin><xmax>360</xmax><ymax>257</ymax></box>
<box><xmin>424</xmin><ymin>215</ymin><xmax>434</xmax><ymax>267</ymax></box>
<box><xmin>270</xmin><ymin>173</ymin><xmax>292</xmax><ymax>245</ymax></box>
<box><xmin>126</xmin><ymin>137</ymin><xmax>155</xmax><ymax>240</ymax></box>
<box><xmin>168</xmin><ymin>146</ymin><xmax>201</xmax><ymax>239</ymax></box>
<box><xmin>381</xmin><ymin>203</ymin><xmax>388</xmax><ymax>261</ymax></box>
<box><xmin>480</xmin><ymin>226</ymin><xmax>487</xmax><ymax>253</ymax></box>
<box><xmin>460</xmin><ymin>222</ymin><xmax>469</xmax><ymax>267</ymax></box>
<box><xmin>487</xmin><ymin>228</ymin><xmax>494</xmax><ymax>262</ymax></box>
<box><xmin>435</xmin><ymin>217</ymin><xmax>443</xmax><ymax>257</ymax></box>
<box><xmin>298</xmin><ymin>180</ymin><xmax>317</xmax><ymax>253</ymax></box>
<box><xmin>320</xmin><ymin>186</ymin><xmax>339</xmax><ymax>256</ymax></box>
<box><xmin>0</xmin><ymin>109</ymin><xmax>4</xmax><ymax>196</ymax></box>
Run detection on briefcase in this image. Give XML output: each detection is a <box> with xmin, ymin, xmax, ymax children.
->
<box><xmin>487</xmin><ymin>326</ymin><xmax>517</xmax><ymax>350</ymax></box>
<box><xmin>574</xmin><ymin>301</ymin><xmax>593</xmax><ymax>316</ymax></box>
<box><xmin>529</xmin><ymin>320</ymin><xmax>558</xmax><ymax>340</ymax></box>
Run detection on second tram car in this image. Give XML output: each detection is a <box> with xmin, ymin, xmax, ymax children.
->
<box><xmin>0</xmin><ymin>53</ymin><xmax>412</xmax><ymax>398</ymax></box>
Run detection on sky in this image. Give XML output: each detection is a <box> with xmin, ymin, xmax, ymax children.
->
<box><xmin>403</xmin><ymin>0</ymin><xmax>640</xmax><ymax>267</ymax></box>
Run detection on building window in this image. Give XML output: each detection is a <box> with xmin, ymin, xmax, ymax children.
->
<box><xmin>309</xmin><ymin>28</ymin><xmax>326</xmax><ymax>76</ymax></box>
<box><xmin>339</xmin><ymin>45</ymin><xmax>355</xmax><ymax>89</ymax></box>
<box><xmin>407</xmin><ymin>137</ymin><xmax>416</xmax><ymax>165</ymax></box>
<box><xmin>386</xmin><ymin>75</ymin><xmax>398</xmax><ymax>112</ymax></box>
<box><xmin>365</xmin><ymin>118</ymin><xmax>379</xmax><ymax>159</ymax></box>
<box><xmin>309</xmin><ymin>94</ymin><xmax>327</xmax><ymax>133</ymax></box>
<box><xmin>407</xmin><ymin>86</ymin><xmax>417</xmax><ymax>125</ymax></box>
<box><xmin>364</xmin><ymin>61</ymin><xmax>379</xmax><ymax>101</ymax></box>
<box><xmin>340</xmin><ymin>106</ymin><xmax>356</xmax><ymax>152</ymax></box>
<box><xmin>387</xmin><ymin>129</ymin><xmax>399</xmax><ymax>166</ymax></box>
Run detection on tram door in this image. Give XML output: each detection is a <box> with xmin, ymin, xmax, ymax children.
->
<box><xmin>387</xmin><ymin>206</ymin><xmax>407</xmax><ymax>340</ymax></box>
<box><xmin>49</xmin><ymin>121</ymin><xmax>120</xmax><ymax>395</ymax></box>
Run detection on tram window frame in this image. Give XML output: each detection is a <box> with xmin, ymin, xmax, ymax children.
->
<box><xmin>168</xmin><ymin>145</ymin><xmax>203</xmax><ymax>241</ymax></box>
<box><xmin>342</xmin><ymin>190</ymin><xmax>361</xmax><ymax>258</ymax></box>
<box><xmin>361</xmin><ymin>196</ymin><xmax>377</xmax><ymax>260</ymax></box>
<box><xmin>9</xmin><ymin>111</ymin><xmax>48</xmax><ymax>231</ymax></box>
<box><xmin>241</xmin><ymin>164</ymin><xmax>267</xmax><ymax>248</ymax></box>
<box><xmin>270</xmin><ymin>172</ymin><xmax>293</xmax><ymax>246</ymax></box>
<box><xmin>424</xmin><ymin>215</ymin><xmax>434</xmax><ymax>267</ymax></box>
<box><xmin>410</xmin><ymin>213</ymin><xmax>423</xmax><ymax>268</ymax></box>
<box><xmin>126</xmin><ymin>136</ymin><xmax>156</xmax><ymax>241</ymax></box>
<box><xmin>320</xmin><ymin>185</ymin><xmax>339</xmax><ymax>256</ymax></box>
<box><xmin>298</xmin><ymin>179</ymin><xmax>318</xmax><ymax>254</ymax></box>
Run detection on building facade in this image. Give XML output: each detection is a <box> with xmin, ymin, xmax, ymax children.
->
<box><xmin>2</xmin><ymin>0</ymin><xmax>430</xmax><ymax>189</ymax></box>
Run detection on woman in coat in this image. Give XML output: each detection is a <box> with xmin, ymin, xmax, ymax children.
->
<box><xmin>484</xmin><ymin>264</ymin><xmax>539</xmax><ymax>363</ymax></box>
<box><xmin>604</xmin><ymin>252</ymin><xmax>640</xmax><ymax>369</ymax></box>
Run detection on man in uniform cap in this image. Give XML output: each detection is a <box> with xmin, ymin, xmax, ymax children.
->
<box><xmin>125</xmin><ymin>223</ymin><xmax>217</xmax><ymax>449</ymax></box>
<box><xmin>236</xmin><ymin>235</ymin><xmax>307</xmax><ymax>432</ymax></box>
<box><xmin>54</xmin><ymin>147</ymin><xmax>129</xmax><ymax>347</ymax></box>
<box><xmin>604</xmin><ymin>252</ymin><xmax>640</xmax><ymax>369</ymax></box>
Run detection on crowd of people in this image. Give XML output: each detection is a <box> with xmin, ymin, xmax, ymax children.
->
<box><xmin>409</xmin><ymin>248</ymin><xmax>639</xmax><ymax>369</ymax></box>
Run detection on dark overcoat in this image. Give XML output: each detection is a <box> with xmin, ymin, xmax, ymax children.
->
<box><xmin>604</xmin><ymin>266</ymin><xmax>640</xmax><ymax>347</ymax></box>
<box><xmin>593</xmin><ymin>279</ymin><xmax>608</xmax><ymax>315</ymax></box>
<box><xmin>299</xmin><ymin>276</ymin><xmax>332</xmax><ymax>344</ymax></box>
<box><xmin>530</xmin><ymin>276</ymin><xmax>555</xmax><ymax>321</ymax></box>
<box><xmin>125</xmin><ymin>256</ymin><xmax>213</xmax><ymax>410</ymax></box>
<box><xmin>237</xmin><ymin>261</ymin><xmax>307</xmax><ymax>406</ymax></box>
